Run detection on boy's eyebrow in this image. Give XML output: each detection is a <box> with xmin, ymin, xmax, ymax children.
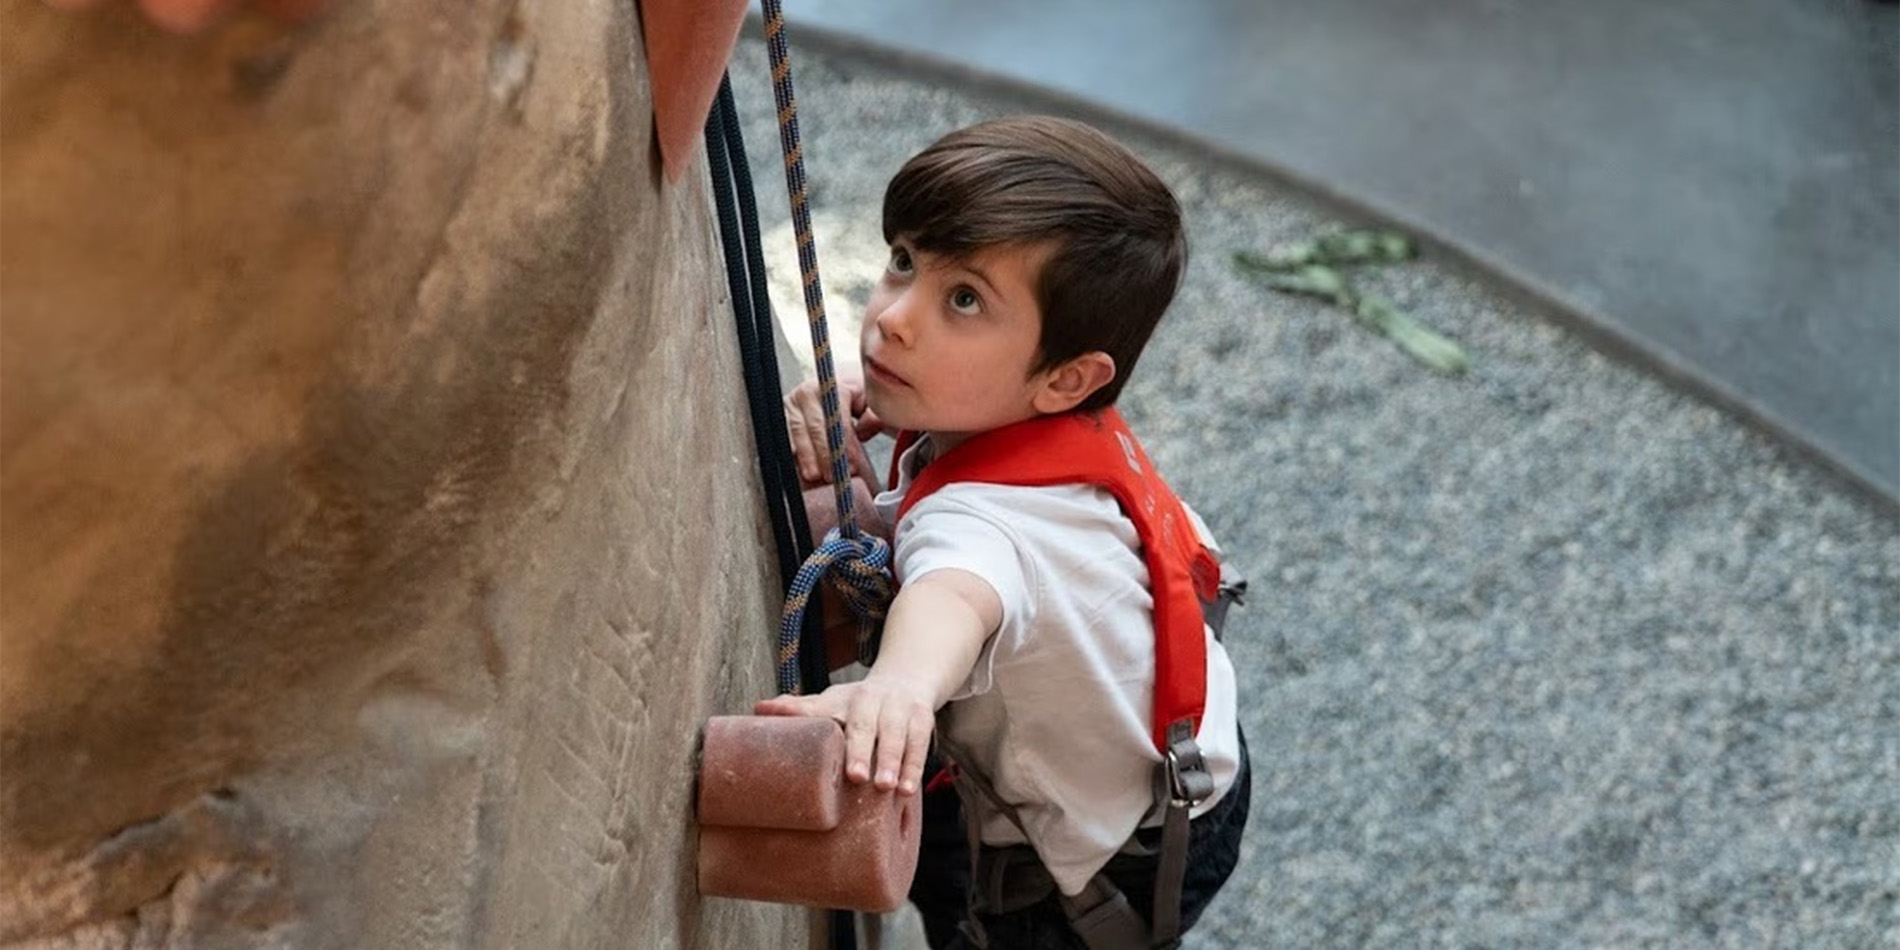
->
<box><xmin>953</xmin><ymin>260</ymin><xmax>1003</xmax><ymax>299</ymax></box>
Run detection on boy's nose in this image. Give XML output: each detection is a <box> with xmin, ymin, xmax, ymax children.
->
<box><xmin>873</xmin><ymin>289</ymin><xmax>917</xmax><ymax>344</ymax></box>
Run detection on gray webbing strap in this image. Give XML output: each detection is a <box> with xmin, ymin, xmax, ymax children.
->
<box><xmin>939</xmin><ymin>730</ymin><xmax>1202</xmax><ymax>950</ymax></box>
<box><xmin>1152</xmin><ymin>718</ymin><xmax>1214</xmax><ymax>946</ymax></box>
<box><xmin>939</xmin><ymin>732</ymin><xmax>1030</xmax><ymax>947</ymax></box>
<box><xmin>1058</xmin><ymin>877</ymin><xmax>1152</xmax><ymax>950</ymax></box>
<box><xmin>1151</xmin><ymin>801</ymin><xmax>1191</xmax><ymax>946</ymax></box>
<box><xmin>960</xmin><ymin>790</ymin><xmax>992</xmax><ymax>949</ymax></box>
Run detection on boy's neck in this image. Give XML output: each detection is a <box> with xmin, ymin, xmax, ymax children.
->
<box><xmin>926</xmin><ymin>409</ymin><xmax>1076</xmax><ymax>455</ymax></box>
<box><xmin>926</xmin><ymin>419</ymin><xmax>1030</xmax><ymax>456</ymax></box>
<box><xmin>923</xmin><ymin>430</ymin><xmax>973</xmax><ymax>455</ymax></box>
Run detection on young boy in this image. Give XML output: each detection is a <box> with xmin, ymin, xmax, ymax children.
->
<box><xmin>763</xmin><ymin>115</ymin><xmax>1248</xmax><ymax>950</ymax></box>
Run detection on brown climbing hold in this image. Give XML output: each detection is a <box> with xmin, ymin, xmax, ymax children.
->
<box><xmin>699</xmin><ymin>715</ymin><xmax>846</xmax><ymax>831</ymax></box>
<box><xmin>697</xmin><ymin>715</ymin><xmax>921</xmax><ymax>912</ymax></box>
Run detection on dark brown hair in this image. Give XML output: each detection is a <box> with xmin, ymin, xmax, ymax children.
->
<box><xmin>882</xmin><ymin>116</ymin><xmax>1186</xmax><ymax>410</ymax></box>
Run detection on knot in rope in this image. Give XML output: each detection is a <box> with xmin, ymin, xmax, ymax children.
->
<box><xmin>777</xmin><ymin>529</ymin><xmax>894</xmax><ymax>695</ymax></box>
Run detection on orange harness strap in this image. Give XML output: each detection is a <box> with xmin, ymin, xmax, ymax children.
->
<box><xmin>890</xmin><ymin>408</ymin><xmax>1220</xmax><ymax>752</ymax></box>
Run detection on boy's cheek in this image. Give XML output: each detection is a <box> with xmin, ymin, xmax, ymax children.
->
<box><xmin>860</xmin><ymin>387</ymin><xmax>892</xmax><ymax>419</ymax></box>
<box><xmin>863</xmin><ymin>392</ymin><xmax>916</xmax><ymax>433</ymax></box>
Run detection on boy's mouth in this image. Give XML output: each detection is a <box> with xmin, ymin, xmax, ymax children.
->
<box><xmin>863</xmin><ymin>354</ymin><xmax>910</xmax><ymax>388</ymax></box>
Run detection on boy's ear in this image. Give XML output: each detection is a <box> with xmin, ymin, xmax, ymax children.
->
<box><xmin>1032</xmin><ymin>351</ymin><xmax>1117</xmax><ymax>414</ymax></box>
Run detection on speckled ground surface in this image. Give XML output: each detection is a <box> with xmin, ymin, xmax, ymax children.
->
<box><xmin>727</xmin><ymin>36</ymin><xmax>1900</xmax><ymax>950</ymax></box>
<box><xmin>772</xmin><ymin>0</ymin><xmax>1900</xmax><ymax>502</ymax></box>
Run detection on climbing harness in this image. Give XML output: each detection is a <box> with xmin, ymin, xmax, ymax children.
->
<box><xmin>892</xmin><ymin>410</ymin><xmax>1244</xmax><ymax>950</ymax></box>
<box><xmin>759</xmin><ymin>0</ymin><xmax>894</xmax><ymax>695</ymax></box>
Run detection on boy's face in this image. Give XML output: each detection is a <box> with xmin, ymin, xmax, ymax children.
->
<box><xmin>859</xmin><ymin>240</ymin><xmax>1063</xmax><ymax>451</ymax></box>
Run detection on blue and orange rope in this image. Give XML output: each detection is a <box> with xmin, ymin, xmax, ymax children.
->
<box><xmin>761</xmin><ymin>0</ymin><xmax>894</xmax><ymax>694</ymax></box>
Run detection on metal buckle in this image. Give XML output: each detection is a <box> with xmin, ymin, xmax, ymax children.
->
<box><xmin>1164</xmin><ymin>738</ymin><xmax>1214</xmax><ymax>806</ymax></box>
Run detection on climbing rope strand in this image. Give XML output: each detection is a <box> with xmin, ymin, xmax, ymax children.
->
<box><xmin>709</xmin><ymin>54</ymin><xmax>880</xmax><ymax>950</ymax></box>
<box><xmin>719</xmin><ymin>83</ymin><xmax>799</xmax><ymax>452</ymax></box>
<box><xmin>760</xmin><ymin>0</ymin><xmax>857</xmax><ymax>540</ymax></box>
<box><xmin>705</xmin><ymin>77</ymin><xmax>809</xmax><ymax>587</ymax></box>
<box><xmin>759</xmin><ymin>0</ymin><xmax>894</xmax><ymax>693</ymax></box>
<box><xmin>711</xmin><ymin>77</ymin><xmax>832</xmax><ymax>694</ymax></box>
<box><xmin>777</xmin><ymin>529</ymin><xmax>894</xmax><ymax>693</ymax></box>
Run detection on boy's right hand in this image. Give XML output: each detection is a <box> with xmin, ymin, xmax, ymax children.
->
<box><xmin>754</xmin><ymin>569</ymin><xmax>999</xmax><ymax>798</ymax></box>
<box><xmin>785</xmin><ymin>375</ymin><xmax>885</xmax><ymax>488</ymax></box>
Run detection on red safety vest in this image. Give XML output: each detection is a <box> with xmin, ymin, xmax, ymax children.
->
<box><xmin>889</xmin><ymin>408</ymin><xmax>1221</xmax><ymax>752</ymax></box>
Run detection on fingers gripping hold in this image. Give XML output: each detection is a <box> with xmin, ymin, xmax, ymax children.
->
<box><xmin>757</xmin><ymin>679</ymin><xmax>933</xmax><ymax>795</ymax></box>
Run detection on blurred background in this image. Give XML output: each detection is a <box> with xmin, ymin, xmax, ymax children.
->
<box><xmin>774</xmin><ymin>0</ymin><xmax>1900</xmax><ymax>503</ymax></box>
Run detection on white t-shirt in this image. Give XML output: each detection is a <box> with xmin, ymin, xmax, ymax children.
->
<box><xmin>875</xmin><ymin>435</ymin><xmax>1243</xmax><ymax>897</ymax></box>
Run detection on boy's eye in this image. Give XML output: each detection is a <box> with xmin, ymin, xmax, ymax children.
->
<box><xmin>888</xmin><ymin>248</ymin><xmax>914</xmax><ymax>274</ymax></box>
<box><xmin>949</xmin><ymin>287</ymin><xmax>982</xmax><ymax>314</ymax></box>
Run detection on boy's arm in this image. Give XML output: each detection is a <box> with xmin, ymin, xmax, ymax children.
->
<box><xmin>755</xmin><ymin>568</ymin><xmax>1000</xmax><ymax>795</ymax></box>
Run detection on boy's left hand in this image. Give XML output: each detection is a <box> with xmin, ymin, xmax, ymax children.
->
<box><xmin>754</xmin><ymin>675</ymin><xmax>933</xmax><ymax>796</ymax></box>
<box><xmin>784</xmin><ymin>376</ymin><xmax>884</xmax><ymax>488</ymax></box>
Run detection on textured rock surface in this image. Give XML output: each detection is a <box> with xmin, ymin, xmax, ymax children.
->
<box><xmin>1</xmin><ymin>1</ymin><xmax>801</xmax><ymax>947</ymax></box>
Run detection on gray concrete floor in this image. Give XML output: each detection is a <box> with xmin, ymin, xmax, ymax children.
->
<box><xmin>774</xmin><ymin>0</ymin><xmax>1900</xmax><ymax>503</ymax></box>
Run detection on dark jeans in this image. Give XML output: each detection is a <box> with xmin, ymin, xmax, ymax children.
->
<box><xmin>909</xmin><ymin>729</ymin><xmax>1252</xmax><ymax>950</ymax></box>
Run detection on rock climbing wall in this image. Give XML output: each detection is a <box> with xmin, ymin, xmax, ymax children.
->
<box><xmin>0</xmin><ymin>1</ymin><xmax>802</xmax><ymax>946</ymax></box>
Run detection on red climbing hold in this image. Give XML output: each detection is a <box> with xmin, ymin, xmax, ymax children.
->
<box><xmin>697</xmin><ymin>715</ymin><xmax>921</xmax><ymax>912</ymax></box>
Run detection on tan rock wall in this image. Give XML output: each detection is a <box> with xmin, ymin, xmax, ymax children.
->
<box><xmin>0</xmin><ymin>1</ymin><xmax>801</xmax><ymax>946</ymax></box>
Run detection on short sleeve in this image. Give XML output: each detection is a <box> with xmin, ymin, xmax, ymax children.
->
<box><xmin>893</xmin><ymin>492</ymin><xmax>1037</xmax><ymax>700</ymax></box>
<box><xmin>1181</xmin><ymin>500</ymin><xmax>1221</xmax><ymax>554</ymax></box>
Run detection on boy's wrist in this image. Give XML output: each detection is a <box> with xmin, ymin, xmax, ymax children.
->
<box><xmin>861</xmin><ymin>668</ymin><xmax>946</xmax><ymax>711</ymax></box>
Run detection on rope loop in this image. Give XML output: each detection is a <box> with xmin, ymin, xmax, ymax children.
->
<box><xmin>776</xmin><ymin>529</ymin><xmax>894</xmax><ymax>695</ymax></box>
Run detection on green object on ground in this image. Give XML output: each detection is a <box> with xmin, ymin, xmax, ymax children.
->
<box><xmin>1354</xmin><ymin>295</ymin><xmax>1470</xmax><ymax>375</ymax></box>
<box><xmin>1252</xmin><ymin>264</ymin><xmax>1352</xmax><ymax>306</ymax></box>
<box><xmin>1234</xmin><ymin>229</ymin><xmax>1469</xmax><ymax>376</ymax></box>
<box><xmin>1234</xmin><ymin>229</ymin><xmax>1416</xmax><ymax>271</ymax></box>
